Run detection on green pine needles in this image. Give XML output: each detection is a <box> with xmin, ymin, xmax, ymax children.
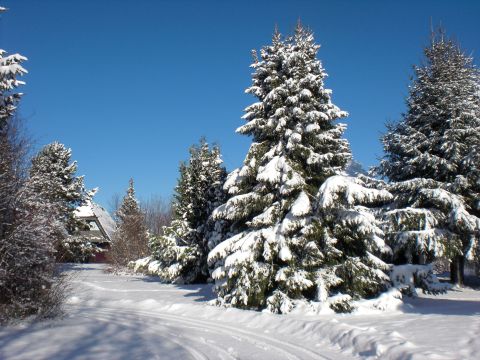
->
<box><xmin>208</xmin><ymin>25</ymin><xmax>393</xmax><ymax>313</ymax></box>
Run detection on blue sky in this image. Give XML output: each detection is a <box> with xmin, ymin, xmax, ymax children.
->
<box><xmin>1</xmin><ymin>0</ymin><xmax>479</xmax><ymax>209</ymax></box>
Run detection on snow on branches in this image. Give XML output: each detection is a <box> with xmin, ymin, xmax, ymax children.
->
<box><xmin>208</xmin><ymin>25</ymin><xmax>394</xmax><ymax>313</ymax></box>
<box><xmin>143</xmin><ymin>139</ymin><xmax>227</xmax><ymax>284</ymax></box>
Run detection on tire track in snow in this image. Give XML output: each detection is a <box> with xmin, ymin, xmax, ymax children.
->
<box><xmin>89</xmin><ymin>307</ymin><xmax>298</xmax><ymax>360</ymax></box>
<box><xmin>72</xmin><ymin>280</ymin><xmax>200</xmax><ymax>293</ymax></box>
<box><xmin>82</xmin><ymin>305</ymin><xmax>333</xmax><ymax>360</ymax></box>
<box><xmin>77</xmin><ymin>309</ymin><xmax>221</xmax><ymax>360</ymax></box>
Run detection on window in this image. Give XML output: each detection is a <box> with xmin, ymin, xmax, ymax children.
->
<box><xmin>88</xmin><ymin>220</ymin><xmax>100</xmax><ymax>231</ymax></box>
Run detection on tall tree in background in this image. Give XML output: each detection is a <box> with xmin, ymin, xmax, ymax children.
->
<box><xmin>110</xmin><ymin>179</ymin><xmax>149</xmax><ymax>267</ymax></box>
<box><xmin>208</xmin><ymin>25</ymin><xmax>392</xmax><ymax>313</ymax></box>
<box><xmin>29</xmin><ymin>142</ymin><xmax>90</xmax><ymax>261</ymax></box>
<box><xmin>148</xmin><ymin>139</ymin><xmax>227</xmax><ymax>284</ymax></box>
<box><xmin>378</xmin><ymin>30</ymin><xmax>480</xmax><ymax>285</ymax></box>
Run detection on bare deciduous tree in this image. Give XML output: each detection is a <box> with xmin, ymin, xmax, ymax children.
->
<box><xmin>141</xmin><ymin>195</ymin><xmax>172</xmax><ymax>236</ymax></box>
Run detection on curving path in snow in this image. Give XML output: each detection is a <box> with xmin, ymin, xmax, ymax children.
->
<box><xmin>1</xmin><ymin>264</ymin><xmax>479</xmax><ymax>360</ymax></box>
<box><xmin>0</xmin><ymin>264</ymin><xmax>348</xmax><ymax>360</ymax></box>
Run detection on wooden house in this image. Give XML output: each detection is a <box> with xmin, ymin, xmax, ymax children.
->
<box><xmin>74</xmin><ymin>201</ymin><xmax>116</xmax><ymax>262</ymax></box>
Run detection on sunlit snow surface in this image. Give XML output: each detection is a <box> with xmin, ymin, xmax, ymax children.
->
<box><xmin>1</xmin><ymin>264</ymin><xmax>479</xmax><ymax>359</ymax></box>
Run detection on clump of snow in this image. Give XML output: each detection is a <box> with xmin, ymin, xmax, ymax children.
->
<box><xmin>390</xmin><ymin>264</ymin><xmax>451</xmax><ymax>296</ymax></box>
<box><xmin>290</xmin><ymin>191</ymin><xmax>310</xmax><ymax>216</ymax></box>
<box><xmin>317</xmin><ymin>176</ymin><xmax>392</xmax><ymax>209</ymax></box>
<box><xmin>355</xmin><ymin>288</ymin><xmax>405</xmax><ymax>313</ymax></box>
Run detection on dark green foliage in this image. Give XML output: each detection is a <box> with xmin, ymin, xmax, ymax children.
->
<box><xmin>378</xmin><ymin>31</ymin><xmax>480</xmax><ymax>284</ymax></box>
<box><xmin>149</xmin><ymin>139</ymin><xmax>227</xmax><ymax>284</ymax></box>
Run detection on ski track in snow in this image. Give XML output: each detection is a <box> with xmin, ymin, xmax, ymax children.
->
<box><xmin>1</xmin><ymin>264</ymin><xmax>479</xmax><ymax>360</ymax></box>
<box><xmin>81</xmin><ymin>309</ymin><xmax>234</xmax><ymax>360</ymax></box>
<box><xmin>73</xmin><ymin>280</ymin><xmax>199</xmax><ymax>293</ymax></box>
<box><xmin>88</xmin><ymin>306</ymin><xmax>331</xmax><ymax>360</ymax></box>
<box><xmin>0</xmin><ymin>265</ymin><xmax>343</xmax><ymax>360</ymax></box>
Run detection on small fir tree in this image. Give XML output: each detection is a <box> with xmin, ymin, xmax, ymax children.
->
<box><xmin>110</xmin><ymin>178</ymin><xmax>149</xmax><ymax>267</ymax></box>
<box><xmin>377</xmin><ymin>30</ymin><xmax>480</xmax><ymax>284</ymax></box>
<box><xmin>149</xmin><ymin>139</ymin><xmax>227</xmax><ymax>283</ymax></box>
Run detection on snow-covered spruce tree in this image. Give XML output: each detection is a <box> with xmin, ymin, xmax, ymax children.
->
<box><xmin>377</xmin><ymin>30</ymin><xmax>480</xmax><ymax>285</ymax></box>
<box><xmin>313</xmin><ymin>175</ymin><xmax>393</xmax><ymax>312</ymax></box>
<box><xmin>148</xmin><ymin>139</ymin><xmax>227</xmax><ymax>283</ymax></box>
<box><xmin>29</xmin><ymin>142</ymin><xmax>91</xmax><ymax>262</ymax></box>
<box><xmin>110</xmin><ymin>178</ymin><xmax>149</xmax><ymax>267</ymax></box>
<box><xmin>0</xmin><ymin>7</ymin><xmax>27</xmax><ymax>132</ymax></box>
<box><xmin>208</xmin><ymin>25</ymin><xmax>392</xmax><ymax>313</ymax></box>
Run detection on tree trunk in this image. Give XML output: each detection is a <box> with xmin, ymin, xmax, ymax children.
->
<box><xmin>418</xmin><ymin>252</ymin><xmax>426</xmax><ymax>265</ymax></box>
<box><xmin>450</xmin><ymin>255</ymin><xmax>465</xmax><ymax>285</ymax></box>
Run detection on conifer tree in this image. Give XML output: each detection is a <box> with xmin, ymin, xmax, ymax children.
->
<box><xmin>312</xmin><ymin>175</ymin><xmax>393</xmax><ymax>311</ymax></box>
<box><xmin>0</xmin><ymin>7</ymin><xmax>27</xmax><ymax>132</ymax></box>
<box><xmin>149</xmin><ymin>139</ymin><xmax>227</xmax><ymax>283</ymax></box>
<box><xmin>378</xmin><ymin>30</ymin><xmax>480</xmax><ymax>285</ymax></box>
<box><xmin>208</xmin><ymin>25</ymin><xmax>392</xmax><ymax>313</ymax></box>
<box><xmin>29</xmin><ymin>142</ymin><xmax>90</xmax><ymax>261</ymax></box>
<box><xmin>110</xmin><ymin>178</ymin><xmax>149</xmax><ymax>267</ymax></box>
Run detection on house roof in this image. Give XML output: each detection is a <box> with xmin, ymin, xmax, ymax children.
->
<box><xmin>75</xmin><ymin>201</ymin><xmax>116</xmax><ymax>240</ymax></box>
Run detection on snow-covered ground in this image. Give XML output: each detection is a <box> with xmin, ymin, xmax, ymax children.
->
<box><xmin>0</xmin><ymin>264</ymin><xmax>479</xmax><ymax>360</ymax></box>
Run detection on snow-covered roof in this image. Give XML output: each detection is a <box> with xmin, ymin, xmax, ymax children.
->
<box><xmin>75</xmin><ymin>201</ymin><xmax>116</xmax><ymax>240</ymax></box>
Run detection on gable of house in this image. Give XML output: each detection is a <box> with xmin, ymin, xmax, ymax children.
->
<box><xmin>75</xmin><ymin>201</ymin><xmax>116</xmax><ymax>244</ymax></box>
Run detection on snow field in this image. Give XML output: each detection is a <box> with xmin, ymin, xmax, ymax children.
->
<box><xmin>0</xmin><ymin>264</ymin><xmax>479</xmax><ymax>360</ymax></box>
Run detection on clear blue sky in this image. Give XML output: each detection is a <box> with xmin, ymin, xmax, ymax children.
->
<box><xmin>1</xmin><ymin>0</ymin><xmax>479</xmax><ymax>209</ymax></box>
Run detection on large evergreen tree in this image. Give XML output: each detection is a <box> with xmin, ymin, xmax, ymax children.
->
<box><xmin>208</xmin><ymin>25</ymin><xmax>392</xmax><ymax>313</ymax></box>
<box><xmin>378</xmin><ymin>31</ymin><xmax>480</xmax><ymax>284</ymax></box>
<box><xmin>110</xmin><ymin>178</ymin><xmax>149</xmax><ymax>267</ymax></box>
<box><xmin>148</xmin><ymin>139</ymin><xmax>227</xmax><ymax>283</ymax></box>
